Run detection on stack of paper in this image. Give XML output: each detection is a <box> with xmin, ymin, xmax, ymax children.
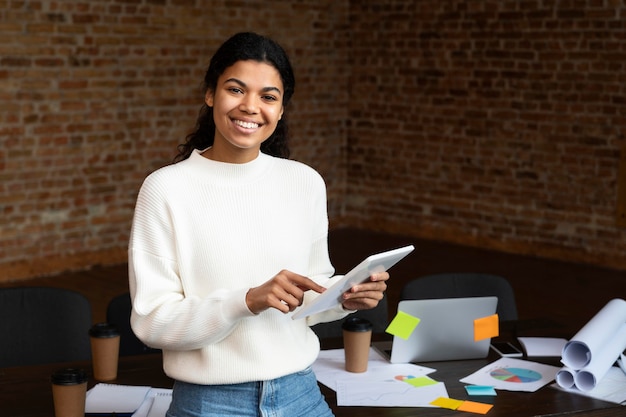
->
<box><xmin>312</xmin><ymin>348</ymin><xmax>445</xmax><ymax>407</ymax></box>
<box><xmin>517</xmin><ymin>337</ymin><xmax>567</xmax><ymax>357</ymax></box>
<box><xmin>85</xmin><ymin>383</ymin><xmax>172</xmax><ymax>417</ymax></box>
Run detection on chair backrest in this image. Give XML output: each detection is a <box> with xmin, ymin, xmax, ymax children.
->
<box><xmin>106</xmin><ymin>292</ymin><xmax>160</xmax><ymax>356</ymax></box>
<box><xmin>310</xmin><ymin>293</ymin><xmax>389</xmax><ymax>339</ymax></box>
<box><xmin>0</xmin><ymin>287</ymin><xmax>92</xmax><ymax>367</ymax></box>
<box><xmin>400</xmin><ymin>273</ymin><xmax>518</xmax><ymax>321</ymax></box>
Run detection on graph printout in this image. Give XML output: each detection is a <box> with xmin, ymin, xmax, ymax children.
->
<box><xmin>460</xmin><ymin>357</ymin><xmax>561</xmax><ymax>392</ymax></box>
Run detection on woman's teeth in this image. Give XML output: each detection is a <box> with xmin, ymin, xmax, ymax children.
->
<box><xmin>234</xmin><ymin>120</ymin><xmax>259</xmax><ymax>129</ymax></box>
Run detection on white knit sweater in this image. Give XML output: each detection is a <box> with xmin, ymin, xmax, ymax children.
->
<box><xmin>128</xmin><ymin>149</ymin><xmax>349</xmax><ymax>385</ymax></box>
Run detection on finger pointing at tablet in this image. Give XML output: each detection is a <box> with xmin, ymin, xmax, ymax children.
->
<box><xmin>246</xmin><ymin>270</ymin><xmax>327</xmax><ymax>314</ymax></box>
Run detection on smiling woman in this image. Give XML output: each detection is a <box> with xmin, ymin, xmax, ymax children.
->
<box><xmin>173</xmin><ymin>32</ymin><xmax>296</xmax><ymax>164</ymax></box>
<box><xmin>127</xmin><ymin>32</ymin><xmax>389</xmax><ymax>417</ymax></box>
<box><xmin>204</xmin><ymin>60</ymin><xmax>285</xmax><ymax>163</ymax></box>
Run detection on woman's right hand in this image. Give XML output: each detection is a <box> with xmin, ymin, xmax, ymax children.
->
<box><xmin>246</xmin><ymin>270</ymin><xmax>326</xmax><ymax>314</ymax></box>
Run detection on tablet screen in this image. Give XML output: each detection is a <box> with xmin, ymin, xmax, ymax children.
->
<box><xmin>292</xmin><ymin>245</ymin><xmax>414</xmax><ymax>320</ymax></box>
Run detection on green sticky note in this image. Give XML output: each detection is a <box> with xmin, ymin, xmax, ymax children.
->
<box><xmin>385</xmin><ymin>311</ymin><xmax>421</xmax><ymax>340</ymax></box>
<box><xmin>404</xmin><ymin>376</ymin><xmax>438</xmax><ymax>387</ymax></box>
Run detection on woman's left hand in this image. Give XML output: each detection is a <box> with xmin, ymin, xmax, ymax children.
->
<box><xmin>341</xmin><ymin>272</ymin><xmax>389</xmax><ymax>311</ymax></box>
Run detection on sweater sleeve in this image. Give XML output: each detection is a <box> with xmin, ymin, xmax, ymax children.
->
<box><xmin>128</xmin><ymin>173</ymin><xmax>254</xmax><ymax>351</ymax></box>
<box><xmin>300</xmin><ymin>172</ymin><xmax>352</xmax><ymax>326</ymax></box>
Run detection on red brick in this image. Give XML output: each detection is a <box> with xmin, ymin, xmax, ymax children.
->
<box><xmin>2</xmin><ymin>0</ymin><xmax>626</xmax><ymax>282</ymax></box>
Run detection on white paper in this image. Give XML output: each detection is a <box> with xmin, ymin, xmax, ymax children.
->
<box><xmin>146</xmin><ymin>392</ymin><xmax>173</xmax><ymax>417</ymax></box>
<box><xmin>552</xmin><ymin>366</ymin><xmax>626</xmax><ymax>405</ymax></box>
<box><xmin>561</xmin><ymin>298</ymin><xmax>626</xmax><ymax>369</ymax></box>
<box><xmin>312</xmin><ymin>348</ymin><xmax>435</xmax><ymax>392</ymax></box>
<box><xmin>460</xmin><ymin>357</ymin><xmax>561</xmax><ymax>393</ymax></box>
<box><xmin>619</xmin><ymin>353</ymin><xmax>626</xmax><ymax>375</ymax></box>
<box><xmin>555</xmin><ymin>367</ymin><xmax>576</xmax><ymax>389</ymax></box>
<box><xmin>292</xmin><ymin>245</ymin><xmax>414</xmax><ymax>319</ymax></box>
<box><xmin>336</xmin><ymin>379</ymin><xmax>448</xmax><ymax>407</ymax></box>
<box><xmin>574</xmin><ymin>323</ymin><xmax>626</xmax><ymax>391</ymax></box>
<box><xmin>518</xmin><ymin>337</ymin><xmax>567</xmax><ymax>357</ymax></box>
<box><xmin>86</xmin><ymin>383</ymin><xmax>151</xmax><ymax>414</ymax></box>
<box><xmin>131</xmin><ymin>388</ymin><xmax>172</xmax><ymax>417</ymax></box>
<box><xmin>557</xmin><ymin>299</ymin><xmax>626</xmax><ymax>392</ymax></box>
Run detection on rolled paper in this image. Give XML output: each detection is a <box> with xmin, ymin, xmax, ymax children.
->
<box><xmin>555</xmin><ymin>367</ymin><xmax>576</xmax><ymax>389</ymax></box>
<box><xmin>561</xmin><ymin>298</ymin><xmax>626</xmax><ymax>370</ymax></box>
<box><xmin>573</xmin><ymin>322</ymin><xmax>626</xmax><ymax>392</ymax></box>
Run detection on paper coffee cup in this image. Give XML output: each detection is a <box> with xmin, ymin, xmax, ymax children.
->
<box><xmin>89</xmin><ymin>322</ymin><xmax>120</xmax><ymax>381</ymax></box>
<box><xmin>342</xmin><ymin>317</ymin><xmax>373</xmax><ymax>373</ymax></box>
<box><xmin>51</xmin><ymin>368</ymin><xmax>88</xmax><ymax>417</ymax></box>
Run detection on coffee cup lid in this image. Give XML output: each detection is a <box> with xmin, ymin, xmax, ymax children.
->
<box><xmin>341</xmin><ymin>316</ymin><xmax>373</xmax><ymax>332</ymax></box>
<box><xmin>51</xmin><ymin>368</ymin><xmax>87</xmax><ymax>385</ymax></box>
<box><xmin>89</xmin><ymin>322</ymin><xmax>120</xmax><ymax>338</ymax></box>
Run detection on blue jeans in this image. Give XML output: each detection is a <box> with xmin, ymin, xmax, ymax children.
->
<box><xmin>166</xmin><ymin>366</ymin><xmax>334</xmax><ymax>417</ymax></box>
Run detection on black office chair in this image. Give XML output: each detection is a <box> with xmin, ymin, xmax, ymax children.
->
<box><xmin>106</xmin><ymin>292</ymin><xmax>160</xmax><ymax>356</ymax></box>
<box><xmin>0</xmin><ymin>287</ymin><xmax>92</xmax><ymax>367</ymax></box>
<box><xmin>310</xmin><ymin>294</ymin><xmax>389</xmax><ymax>339</ymax></box>
<box><xmin>400</xmin><ymin>273</ymin><xmax>518</xmax><ymax>321</ymax></box>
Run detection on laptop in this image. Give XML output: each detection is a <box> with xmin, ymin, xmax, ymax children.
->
<box><xmin>374</xmin><ymin>296</ymin><xmax>498</xmax><ymax>363</ymax></box>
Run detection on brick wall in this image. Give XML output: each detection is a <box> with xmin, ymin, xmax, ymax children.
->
<box><xmin>0</xmin><ymin>0</ymin><xmax>349</xmax><ymax>280</ymax></box>
<box><xmin>345</xmin><ymin>0</ymin><xmax>626</xmax><ymax>270</ymax></box>
<box><xmin>1</xmin><ymin>0</ymin><xmax>625</xmax><ymax>281</ymax></box>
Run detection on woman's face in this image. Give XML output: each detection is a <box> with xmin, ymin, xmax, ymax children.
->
<box><xmin>205</xmin><ymin>60</ymin><xmax>284</xmax><ymax>163</ymax></box>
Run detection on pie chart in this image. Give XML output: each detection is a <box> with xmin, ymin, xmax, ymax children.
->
<box><xmin>490</xmin><ymin>367</ymin><xmax>542</xmax><ymax>383</ymax></box>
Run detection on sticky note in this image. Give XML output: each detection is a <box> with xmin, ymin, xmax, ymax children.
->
<box><xmin>404</xmin><ymin>376</ymin><xmax>438</xmax><ymax>387</ymax></box>
<box><xmin>430</xmin><ymin>397</ymin><xmax>464</xmax><ymax>410</ymax></box>
<box><xmin>465</xmin><ymin>385</ymin><xmax>497</xmax><ymax>396</ymax></box>
<box><xmin>474</xmin><ymin>314</ymin><xmax>499</xmax><ymax>341</ymax></box>
<box><xmin>457</xmin><ymin>400</ymin><xmax>494</xmax><ymax>414</ymax></box>
<box><xmin>385</xmin><ymin>311</ymin><xmax>420</xmax><ymax>340</ymax></box>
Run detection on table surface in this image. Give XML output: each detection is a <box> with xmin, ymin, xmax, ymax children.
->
<box><xmin>0</xmin><ymin>322</ymin><xmax>623</xmax><ymax>417</ymax></box>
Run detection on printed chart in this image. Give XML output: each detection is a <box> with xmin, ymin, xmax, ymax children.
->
<box><xmin>460</xmin><ymin>357</ymin><xmax>561</xmax><ymax>392</ymax></box>
<box><xmin>490</xmin><ymin>368</ymin><xmax>542</xmax><ymax>383</ymax></box>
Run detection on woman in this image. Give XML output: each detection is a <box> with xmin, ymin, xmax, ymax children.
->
<box><xmin>128</xmin><ymin>32</ymin><xmax>388</xmax><ymax>417</ymax></box>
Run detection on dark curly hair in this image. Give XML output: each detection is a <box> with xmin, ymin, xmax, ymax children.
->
<box><xmin>174</xmin><ymin>32</ymin><xmax>296</xmax><ymax>162</ymax></box>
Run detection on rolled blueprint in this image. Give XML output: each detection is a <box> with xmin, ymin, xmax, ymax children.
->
<box><xmin>573</xmin><ymin>323</ymin><xmax>626</xmax><ymax>391</ymax></box>
<box><xmin>555</xmin><ymin>367</ymin><xmax>576</xmax><ymax>389</ymax></box>
<box><xmin>561</xmin><ymin>298</ymin><xmax>626</xmax><ymax>370</ymax></box>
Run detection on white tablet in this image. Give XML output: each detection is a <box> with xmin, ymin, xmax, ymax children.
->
<box><xmin>292</xmin><ymin>245</ymin><xmax>414</xmax><ymax>320</ymax></box>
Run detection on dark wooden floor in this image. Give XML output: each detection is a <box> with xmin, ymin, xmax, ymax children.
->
<box><xmin>2</xmin><ymin>228</ymin><xmax>624</xmax><ymax>332</ymax></box>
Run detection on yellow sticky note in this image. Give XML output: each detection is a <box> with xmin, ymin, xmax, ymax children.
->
<box><xmin>430</xmin><ymin>397</ymin><xmax>464</xmax><ymax>410</ymax></box>
<box><xmin>474</xmin><ymin>314</ymin><xmax>499</xmax><ymax>341</ymax></box>
<box><xmin>404</xmin><ymin>375</ymin><xmax>438</xmax><ymax>387</ymax></box>
<box><xmin>457</xmin><ymin>400</ymin><xmax>494</xmax><ymax>414</ymax></box>
<box><xmin>385</xmin><ymin>311</ymin><xmax>420</xmax><ymax>340</ymax></box>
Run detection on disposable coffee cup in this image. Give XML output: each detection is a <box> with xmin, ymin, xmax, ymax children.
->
<box><xmin>342</xmin><ymin>317</ymin><xmax>373</xmax><ymax>373</ymax></box>
<box><xmin>89</xmin><ymin>322</ymin><xmax>120</xmax><ymax>381</ymax></box>
<box><xmin>51</xmin><ymin>368</ymin><xmax>88</xmax><ymax>417</ymax></box>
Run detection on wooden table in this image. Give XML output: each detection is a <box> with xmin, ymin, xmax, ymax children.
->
<box><xmin>0</xmin><ymin>353</ymin><xmax>173</xmax><ymax>417</ymax></box>
<box><xmin>319</xmin><ymin>355</ymin><xmax>621</xmax><ymax>417</ymax></box>
<box><xmin>0</xmin><ymin>322</ymin><xmax>623</xmax><ymax>417</ymax></box>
